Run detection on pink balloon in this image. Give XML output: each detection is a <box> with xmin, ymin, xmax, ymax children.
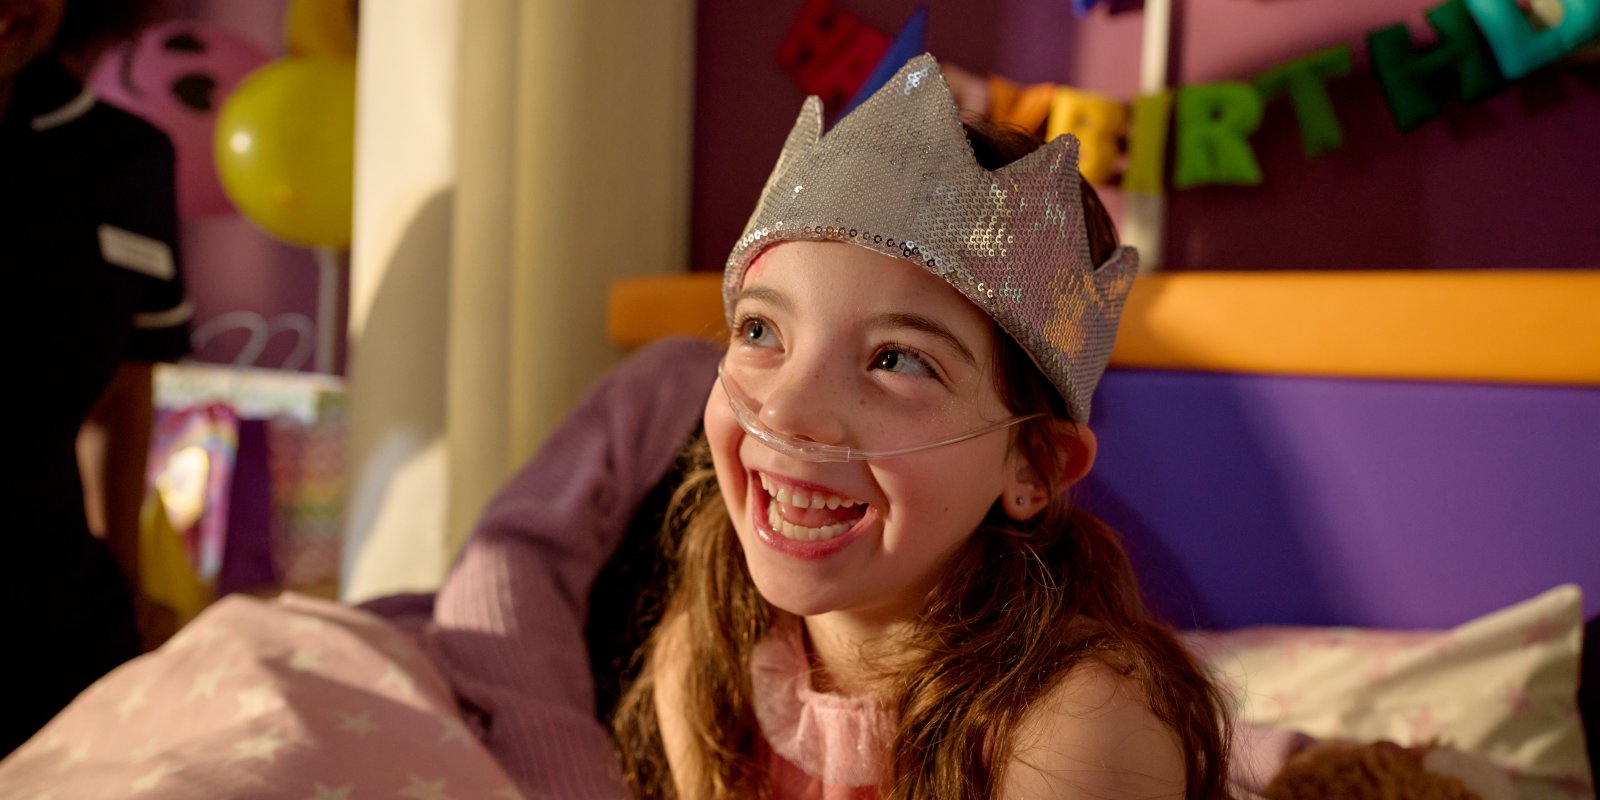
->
<box><xmin>89</xmin><ymin>21</ymin><xmax>271</xmax><ymax>218</ymax></box>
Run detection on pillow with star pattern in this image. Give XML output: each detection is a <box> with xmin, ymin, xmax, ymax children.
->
<box><xmin>0</xmin><ymin>593</ymin><xmax>525</xmax><ymax>800</ymax></box>
<box><xmin>1186</xmin><ymin>584</ymin><xmax>1591</xmax><ymax>800</ymax></box>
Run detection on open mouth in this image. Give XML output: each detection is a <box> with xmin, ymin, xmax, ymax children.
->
<box><xmin>757</xmin><ymin>472</ymin><xmax>870</xmax><ymax>543</ymax></box>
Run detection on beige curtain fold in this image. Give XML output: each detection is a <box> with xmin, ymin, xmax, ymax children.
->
<box><xmin>343</xmin><ymin>0</ymin><xmax>694</xmax><ymax>602</ymax></box>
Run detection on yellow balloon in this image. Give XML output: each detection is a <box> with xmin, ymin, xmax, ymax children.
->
<box><xmin>286</xmin><ymin>0</ymin><xmax>358</xmax><ymax>60</ymax></box>
<box><xmin>215</xmin><ymin>58</ymin><xmax>356</xmax><ymax>249</ymax></box>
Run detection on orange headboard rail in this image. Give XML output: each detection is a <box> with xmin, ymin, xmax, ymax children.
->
<box><xmin>608</xmin><ymin>270</ymin><xmax>1600</xmax><ymax>386</ymax></box>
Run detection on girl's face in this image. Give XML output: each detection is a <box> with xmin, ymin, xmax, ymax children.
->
<box><xmin>706</xmin><ymin>240</ymin><xmax>1031</xmax><ymax>625</ymax></box>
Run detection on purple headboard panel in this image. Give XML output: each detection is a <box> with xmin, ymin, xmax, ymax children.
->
<box><xmin>1079</xmin><ymin>369</ymin><xmax>1600</xmax><ymax>631</ymax></box>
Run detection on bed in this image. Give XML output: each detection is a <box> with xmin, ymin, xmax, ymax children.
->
<box><xmin>1</xmin><ymin>269</ymin><xmax>1595</xmax><ymax>798</ymax></box>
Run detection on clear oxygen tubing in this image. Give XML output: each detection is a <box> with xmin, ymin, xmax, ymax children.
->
<box><xmin>716</xmin><ymin>359</ymin><xmax>1042</xmax><ymax>463</ymax></box>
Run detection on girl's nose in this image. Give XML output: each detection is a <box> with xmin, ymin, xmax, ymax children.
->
<box><xmin>755</xmin><ymin>361</ymin><xmax>851</xmax><ymax>450</ymax></box>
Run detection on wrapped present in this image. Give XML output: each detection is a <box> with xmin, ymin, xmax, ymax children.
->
<box><xmin>264</xmin><ymin>389</ymin><xmax>346</xmax><ymax>592</ymax></box>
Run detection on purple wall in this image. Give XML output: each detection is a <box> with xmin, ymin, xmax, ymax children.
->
<box><xmin>1084</xmin><ymin>370</ymin><xmax>1600</xmax><ymax>630</ymax></box>
<box><xmin>692</xmin><ymin>0</ymin><xmax>1600</xmax><ymax>271</ymax></box>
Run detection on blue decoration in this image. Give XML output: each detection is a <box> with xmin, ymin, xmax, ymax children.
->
<box><xmin>1073</xmin><ymin>0</ymin><xmax>1110</xmax><ymax>16</ymax></box>
<box><xmin>1465</xmin><ymin>0</ymin><xmax>1600</xmax><ymax>78</ymax></box>
<box><xmin>839</xmin><ymin>6</ymin><xmax>927</xmax><ymax>117</ymax></box>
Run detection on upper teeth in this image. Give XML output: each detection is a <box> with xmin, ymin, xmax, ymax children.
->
<box><xmin>758</xmin><ymin>473</ymin><xmax>860</xmax><ymax>510</ymax></box>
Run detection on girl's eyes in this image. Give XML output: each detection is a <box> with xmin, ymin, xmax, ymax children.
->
<box><xmin>735</xmin><ymin>316</ymin><xmax>778</xmax><ymax>348</ymax></box>
<box><xmin>870</xmin><ymin>346</ymin><xmax>938</xmax><ymax>379</ymax></box>
<box><xmin>733</xmin><ymin>316</ymin><xmax>941</xmax><ymax>382</ymax></box>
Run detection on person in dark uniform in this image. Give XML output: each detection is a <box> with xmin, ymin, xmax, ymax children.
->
<box><xmin>1</xmin><ymin>0</ymin><xmax>187</xmax><ymax>756</ymax></box>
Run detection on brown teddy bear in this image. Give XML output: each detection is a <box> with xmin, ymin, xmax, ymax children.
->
<box><xmin>1262</xmin><ymin>739</ymin><xmax>1517</xmax><ymax>800</ymax></box>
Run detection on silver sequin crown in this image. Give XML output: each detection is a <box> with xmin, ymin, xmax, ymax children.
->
<box><xmin>724</xmin><ymin>54</ymin><xmax>1138</xmax><ymax>423</ymax></box>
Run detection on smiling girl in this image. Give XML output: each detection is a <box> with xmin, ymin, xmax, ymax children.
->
<box><xmin>611</xmin><ymin>55</ymin><xmax>1231</xmax><ymax>799</ymax></box>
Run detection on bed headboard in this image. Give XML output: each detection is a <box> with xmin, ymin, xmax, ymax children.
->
<box><xmin>608</xmin><ymin>270</ymin><xmax>1600</xmax><ymax>631</ymax></box>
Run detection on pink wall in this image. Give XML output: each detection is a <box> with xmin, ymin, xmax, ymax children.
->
<box><xmin>99</xmin><ymin>0</ymin><xmax>341</xmax><ymax>372</ymax></box>
<box><xmin>691</xmin><ymin>0</ymin><xmax>1600</xmax><ymax>271</ymax></box>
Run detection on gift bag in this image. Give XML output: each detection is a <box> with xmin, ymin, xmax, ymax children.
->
<box><xmin>144</xmin><ymin>402</ymin><xmax>239</xmax><ymax>590</ymax></box>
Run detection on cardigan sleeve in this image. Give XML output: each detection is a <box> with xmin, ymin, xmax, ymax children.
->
<box><xmin>413</xmin><ymin>336</ymin><xmax>720</xmax><ymax>799</ymax></box>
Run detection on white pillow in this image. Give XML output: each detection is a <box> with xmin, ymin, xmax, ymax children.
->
<box><xmin>1186</xmin><ymin>584</ymin><xmax>1592</xmax><ymax>800</ymax></box>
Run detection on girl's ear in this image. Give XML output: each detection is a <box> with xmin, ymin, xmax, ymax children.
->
<box><xmin>1001</xmin><ymin>422</ymin><xmax>1098</xmax><ymax>521</ymax></box>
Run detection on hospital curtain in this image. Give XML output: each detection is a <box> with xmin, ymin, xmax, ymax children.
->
<box><xmin>341</xmin><ymin>0</ymin><xmax>695</xmax><ymax>602</ymax></box>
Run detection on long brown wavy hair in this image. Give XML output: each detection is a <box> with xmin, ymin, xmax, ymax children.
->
<box><xmin>612</xmin><ymin>122</ymin><xmax>1232</xmax><ymax>799</ymax></box>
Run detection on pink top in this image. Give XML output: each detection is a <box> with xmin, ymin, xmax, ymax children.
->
<box><xmin>751</xmin><ymin>621</ymin><xmax>895</xmax><ymax>800</ymax></box>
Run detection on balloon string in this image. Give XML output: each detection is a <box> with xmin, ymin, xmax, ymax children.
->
<box><xmin>314</xmin><ymin>247</ymin><xmax>342</xmax><ymax>374</ymax></box>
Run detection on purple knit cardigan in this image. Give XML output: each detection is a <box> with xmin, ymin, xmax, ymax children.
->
<box><xmin>369</xmin><ymin>337</ymin><xmax>722</xmax><ymax>799</ymax></box>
